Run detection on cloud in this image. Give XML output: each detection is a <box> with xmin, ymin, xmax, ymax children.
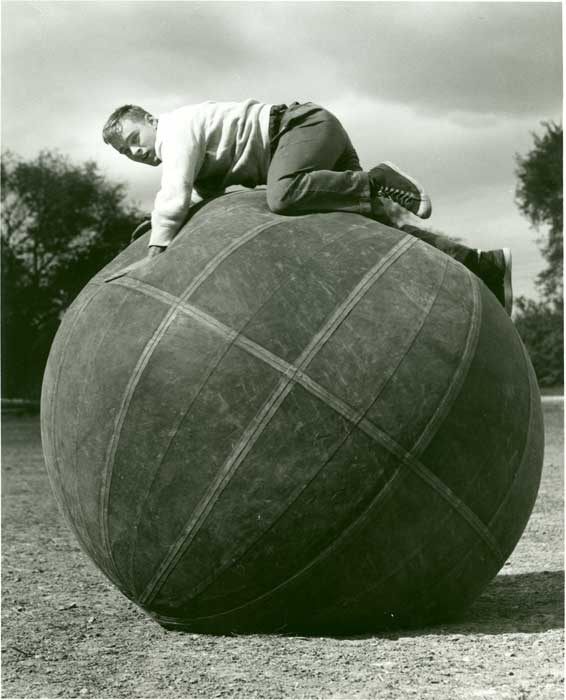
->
<box><xmin>201</xmin><ymin>2</ymin><xmax>563</xmax><ymax>117</ymax></box>
<box><xmin>1</xmin><ymin>1</ymin><xmax>561</xmax><ymax>301</ymax></box>
<box><xmin>3</xmin><ymin>2</ymin><xmax>561</xmax><ymax>121</ymax></box>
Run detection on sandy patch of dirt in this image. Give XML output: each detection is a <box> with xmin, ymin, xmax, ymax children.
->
<box><xmin>2</xmin><ymin>404</ymin><xmax>563</xmax><ymax>698</ymax></box>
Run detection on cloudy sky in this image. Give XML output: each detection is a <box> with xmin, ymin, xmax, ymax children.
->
<box><xmin>2</xmin><ymin>1</ymin><xmax>562</xmax><ymax>299</ymax></box>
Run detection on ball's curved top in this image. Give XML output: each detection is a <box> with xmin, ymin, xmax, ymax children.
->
<box><xmin>41</xmin><ymin>190</ymin><xmax>544</xmax><ymax>633</ymax></box>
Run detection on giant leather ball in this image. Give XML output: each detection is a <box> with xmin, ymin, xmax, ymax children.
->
<box><xmin>41</xmin><ymin>190</ymin><xmax>544</xmax><ymax>633</ymax></box>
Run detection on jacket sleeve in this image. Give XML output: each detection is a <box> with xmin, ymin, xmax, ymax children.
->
<box><xmin>148</xmin><ymin>116</ymin><xmax>204</xmax><ymax>248</ymax></box>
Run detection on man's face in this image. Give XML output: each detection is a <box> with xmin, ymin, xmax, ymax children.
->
<box><xmin>111</xmin><ymin>114</ymin><xmax>160</xmax><ymax>166</ymax></box>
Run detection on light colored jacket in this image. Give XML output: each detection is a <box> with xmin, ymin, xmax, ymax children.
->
<box><xmin>150</xmin><ymin>99</ymin><xmax>272</xmax><ymax>247</ymax></box>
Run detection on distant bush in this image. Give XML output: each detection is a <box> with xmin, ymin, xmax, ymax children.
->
<box><xmin>1</xmin><ymin>150</ymin><xmax>142</xmax><ymax>399</ymax></box>
<box><xmin>514</xmin><ymin>296</ymin><xmax>563</xmax><ymax>387</ymax></box>
<box><xmin>515</xmin><ymin>122</ymin><xmax>562</xmax><ymax>305</ymax></box>
<box><xmin>514</xmin><ymin>122</ymin><xmax>563</xmax><ymax>389</ymax></box>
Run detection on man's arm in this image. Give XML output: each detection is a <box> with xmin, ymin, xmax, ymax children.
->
<box><xmin>148</xmin><ymin>115</ymin><xmax>205</xmax><ymax>249</ymax></box>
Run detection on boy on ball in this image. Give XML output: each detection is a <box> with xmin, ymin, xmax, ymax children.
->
<box><xmin>102</xmin><ymin>99</ymin><xmax>513</xmax><ymax>313</ymax></box>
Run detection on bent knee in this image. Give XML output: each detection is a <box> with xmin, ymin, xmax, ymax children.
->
<box><xmin>266</xmin><ymin>188</ymin><xmax>295</xmax><ymax>215</ymax></box>
<box><xmin>266</xmin><ymin>175</ymin><xmax>307</xmax><ymax>215</ymax></box>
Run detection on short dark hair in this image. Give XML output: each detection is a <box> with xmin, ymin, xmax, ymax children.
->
<box><xmin>102</xmin><ymin>105</ymin><xmax>150</xmax><ymax>144</ymax></box>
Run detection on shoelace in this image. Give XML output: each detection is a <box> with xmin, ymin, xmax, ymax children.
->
<box><xmin>376</xmin><ymin>185</ymin><xmax>417</xmax><ymax>207</ymax></box>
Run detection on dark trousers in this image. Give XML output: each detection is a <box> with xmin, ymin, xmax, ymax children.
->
<box><xmin>267</xmin><ymin>102</ymin><xmax>372</xmax><ymax>216</ymax></box>
<box><xmin>399</xmin><ymin>225</ymin><xmax>477</xmax><ymax>269</ymax></box>
<box><xmin>267</xmin><ymin>102</ymin><xmax>478</xmax><ymax>268</ymax></box>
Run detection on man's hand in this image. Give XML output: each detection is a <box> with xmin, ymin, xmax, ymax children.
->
<box><xmin>147</xmin><ymin>245</ymin><xmax>166</xmax><ymax>258</ymax></box>
<box><xmin>105</xmin><ymin>245</ymin><xmax>166</xmax><ymax>282</ymax></box>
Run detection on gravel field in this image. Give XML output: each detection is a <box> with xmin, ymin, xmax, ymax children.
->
<box><xmin>1</xmin><ymin>402</ymin><xmax>563</xmax><ymax>699</ymax></box>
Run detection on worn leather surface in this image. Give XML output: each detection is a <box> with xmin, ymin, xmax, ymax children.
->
<box><xmin>41</xmin><ymin>189</ymin><xmax>544</xmax><ymax>634</ymax></box>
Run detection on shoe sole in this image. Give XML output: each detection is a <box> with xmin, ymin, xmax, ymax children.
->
<box><xmin>502</xmin><ymin>247</ymin><xmax>513</xmax><ymax>315</ymax></box>
<box><xmin>383</xmin><ymin>161</ymin><xmax>432</xmax><ymax>219</ymax></box>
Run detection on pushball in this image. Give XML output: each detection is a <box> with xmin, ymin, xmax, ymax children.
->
<box><xmin>41</xmin><ymin>190</ymin><xmax>544</xmax><ymax>634</ymax></box>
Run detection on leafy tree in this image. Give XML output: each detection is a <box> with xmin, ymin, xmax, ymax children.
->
<box><xmin>515</xmin><ymin>121</ymin><xmax>563</xmax><ymax>304</ymax></box>
<box><xmin>514</xmin><ymin>122</ymin><xmax>563</xmax><ymax>387</ymax></box>
<box><xmin>514</xmin><ymin>297</ymin><xmax>563</xmax><ymax>387</ymax></box>
<box><xmin>1</xmin><ymin>150</ymin><xmax>142</xmax><ymax>398</ymax></box>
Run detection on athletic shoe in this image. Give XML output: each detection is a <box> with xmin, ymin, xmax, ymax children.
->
<box><xmin>476</xmin><ymin>248</ymin><xmax>513</xmax><ymax>315</ymax></box>
<box><xmin>368</xmin><ymin>161</ymin><xmax>432</xmax><ymax>219</ymax></box>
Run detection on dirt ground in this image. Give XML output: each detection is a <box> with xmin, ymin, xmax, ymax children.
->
<box><xmin>1</xmin><ymin>402</ymin><xmax>563</xmax><ymax>699</ymax></box>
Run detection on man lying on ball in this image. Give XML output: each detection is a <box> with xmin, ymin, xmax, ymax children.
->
<box><xmin>102</xmin><ymin>99</ymin><xmax>513</xmax><ymax>314</ymax></box>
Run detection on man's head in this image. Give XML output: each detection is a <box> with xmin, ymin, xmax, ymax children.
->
<box><xmin>102</xmin><ymin>105</ymin><xmax>161</xmax><ymax>166</ymax></box>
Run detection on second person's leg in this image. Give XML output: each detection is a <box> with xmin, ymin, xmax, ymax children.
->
<box><xmin>400</xmin><ymin>223</ymin><xmax>513</xmax><ymax>314</ymax></box>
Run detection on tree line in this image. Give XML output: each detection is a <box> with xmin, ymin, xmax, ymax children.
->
<box><xmin>1</xmin><ymin>123</ymin><xmax>563</xmax><ymax>399</ymax></box>
<box><xmin>514</xmin><ymin>122</ymin><xmax>562</xmax><ymax>387</ymax></box>
<box><xmin>1</xmin><ymin>151</ymin><xmax>142</xmax><ymax>398</ymax></box>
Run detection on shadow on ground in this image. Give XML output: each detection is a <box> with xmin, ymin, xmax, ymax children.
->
<box><xmin>340</xmin><ymin>570</ymin><xmax>565</xmax><ymax>641</ymax></box>
<box><xmin>451</xmin><ymin>569</ymin><xmax>564</xmax><ymax>632</ymax></box>
<box><xmin>202</xmin><ymin>570</ymin><xmax>564</xmax><ymax>640</ymax></box>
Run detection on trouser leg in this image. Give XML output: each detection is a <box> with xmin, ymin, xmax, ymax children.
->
<box><xmin>400</xmin><ymin>223</ymin><xmax>478</xmax><ymax>269</ymax></box>
<box><xmin>266</xmin><ymin>103</ymin><xmax>478</xmax><ymax>271</ymax></box>
<box><xmin>266</xmin><ymin>103</ymin><xmax>371</xmax><ymax>216</ymax></box>
<box><xmin>402</xmin><ymin>222</ymin><xmax>512</xmax><ymax>312</ymax></box>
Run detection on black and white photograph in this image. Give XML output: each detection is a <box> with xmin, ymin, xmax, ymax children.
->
<box><xmin>1</xmin><ymin>1</ymin><xmax>563</xmax><ymax>698</ymax></box>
